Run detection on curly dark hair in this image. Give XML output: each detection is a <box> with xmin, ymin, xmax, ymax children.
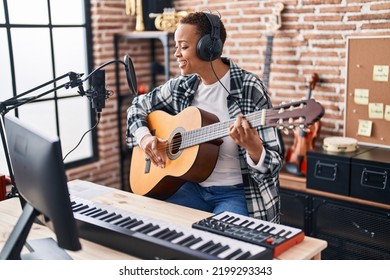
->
<box><xmin>179</xmin><ymin>11</ymin><xmax>227</xmax><ymax>45</ymax></box>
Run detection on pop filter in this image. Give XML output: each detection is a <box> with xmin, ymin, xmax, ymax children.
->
<box><xmin>124</xmin><ymin>55</ymin><xmax>138</xmax><ymax>96</ymax></box>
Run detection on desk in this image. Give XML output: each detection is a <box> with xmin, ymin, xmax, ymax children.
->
<box><xmin>0</xmin><ymin>180</ymin><xmax>327</xmax><ymax>260</ymax></box>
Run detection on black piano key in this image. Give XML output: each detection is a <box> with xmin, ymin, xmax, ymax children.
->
<box><xmin>136</xmin><ymin>223</ymin><xmax>154</xmax><ymax>233</ymax></box>
<box><xmin>165</xmin><ymin>231</ymin><xmax>184</xmax><ymax>242</ymax></box>
<box><xmin>210</xmin><ymin>244</ymin><xmax>230</xmax><ymax>256</ymax></box>
<box><xmin>84</xmin><ymin>208</ymin><xmax>103</xmax><ymax>217</ymax></box>
<box><xmin>90</xmin><ymin>210</ymin><xmax>108</xmax><ymax>218</ymax></box>
<box><xmin>231</xmin><ymin>217</ymin><xmax>240</xmax><ymax>224</ymax></box>
<box><xmin>245</xmin><ymin>221</ymin><xmax>255</xmax><ymax>227</ymax></box>
<box><xmin>140</xmin><ymin>224</ymin><xmax>160</xmax><ymax>234</ymax></box>
<box><xmin>106</xmin><ymin>214</ymin><xmax>123</xmax><ymax>223</ymax></box>
<box><xmin>266</xmin><ymin>226</ymin><xmax>276</xmax><ymax>233</ymax></box>
<box><xmin>238</xmin><ymin>219</ymin><xmax>249</xmax><ymax>226</ymax></box>
<box><xmin>79</xmin><ymin>206</ymin><xmax>97</xmax><ymax>215</ymax></box>
<box><xmin>236</xmin><ymin>251</ymin><xmax>252</xmax><ymax>260</ymax></box>
<box><xmin>71</xmin><ymin>202</ymin><xmax>83</xmax><ymax>209</ymax></box>
<box><xmin>118</xmin><ymin>218</ymin><xmax>138</xmax><ymax>228</ymax></box>
<box><xmin>274</xmin><ymin>229</ymin><xmax>286</xmax><ymax>236</ymax></box>
<box><xmin>125</xmin><ymin>220</ymin><xmax>143</xmax><ymax>229</ymax></box>
<box><xmin>113</xmin><ymin>216</ymin><xmax>132</xmax><ymax>226</ymax></box>
<box><xmin>99</xmin><ymin>212</ymin><xmax>117</xmax><ymax>221</ymax></box>
<box><xmin>177</xmin><ymin>235</ymin><xmax>195</xmax><ymax>246</ymax></box>
<box><xmin>197</xmin><ymin>241</ymin><xmax>215</xmax><ymax>252</ymax></box>
<box><xmin>219</xmin><ymin>215</ymin><xmax>230</xmax><ymax>221</ymax></box>
<box><xmin>254</xmin><ymin>223</ymin><xmax>265</xmax><ymax>230</ymax></box>
<box><xmin>203</xmin><ymin>243</ymin><xmax>222</xmax><ymax>254</ymax></box>
<box><xmin>159</xmin><ymin>229</ymin><xmax>179</xmax><ymax>240</ymax></box>
<box><xmin>225</xmin><ymin>216</ymin><xmax>235</xmax><ymax>223</ymax></box>
<box><xmin>152</xmin><ymin>228</ymin><xmax>170</xmax><ymax>238</ymax></box>
<box><xmin>224</xmin><ymin>248</ymin><xmax>242</xmax><ymax>260</ymax></box>
<box><xmin>183</xmin><ymin>237</ymin><xmax>202</xmax><ymax>247</ymax></box>
<box><xmin>280</xmin><ymin>230</ymin><xmax>292</xmax><ymax>238</ymax></box>
<box><xmin>72</xmin><ymin>204</ymin><xmax>89</xmax><ymax>212</ymax></box>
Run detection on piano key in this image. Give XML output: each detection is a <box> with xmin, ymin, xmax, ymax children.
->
<box><xmin>125</xmin><ymin>219</ymin><xmax>143</xmax><ymax>229</ymax></box>
<box><xmin>113</xmin><ymin>216</ymin><xmax>132</xmax><ymax>226</ymax></box>
<box><xmin>84</xmin><ymin>208</ymin><xmax>103</xmax><ymax>217</ymax></box>
<box><xmin>210</xmin><ymin>244</ymin><xmax>230</xmax><ymax>256</ymax></box>
<box><xmin>90</xmin><ymin>210</ymin><xmax>108</xmax><ymax>218</ymax></box>
<box><xmin>79</xmin><ymin>206</ymin><xmax>97</xmax><ymax>215</ymax></box>
<box><xmin>99</xmin><ymin>212</ymin><xmax>117</xmax><ymax>221</ymax></box>
<box><xmin>164</xmin><ymin>231</ymin><xmax>184</xmax><ymax>242</ymax></box>
<box><xmin>72</xmin><ymin>204</ymin><xmax>89</xmax><ymax>212</ymax></box>
<box><xmin>106</xmin><ymin>214</ymin><xmax>123</xmax><ymax>223</ymax></box>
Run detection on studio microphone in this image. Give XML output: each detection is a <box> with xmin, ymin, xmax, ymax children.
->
<box><xmin>124</xmin><ymin>55</ymin><xmax>138</xmax><ymax>96</ymax></box>
<box><xmin>86</xmin><ymin>69</ymin><xmax>109</xmax><ymax>113</ymax></box>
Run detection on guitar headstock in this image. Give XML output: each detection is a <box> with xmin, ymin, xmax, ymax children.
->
<box><xmin>266</xmin><ymin>2</ymin><xmax>285</xmax><ymax>34</ymax></box>
<box><xmin>309</xmin><ymin>73</ymin><xmax>319</xmax><ymax>91</ymax></box>
<box><xmin>266</xmin><ymin>99</ymin><xmax>324</xmax><ymax>131</ymax></box>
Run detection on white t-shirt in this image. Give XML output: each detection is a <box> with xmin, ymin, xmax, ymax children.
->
<box><xmin>190</xmin><ymin>70</ymin><xmax>243</xmax><ymax>186</ymax></box>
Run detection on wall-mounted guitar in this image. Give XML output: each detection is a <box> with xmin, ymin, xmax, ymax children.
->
<box><xmin>129</xmin><ymin>99</ymin><xmax>324</xmax><ymax>199</ymax></box>
<box><xmin>263</xmin><ymin>2</ymin><xmax>284</xmax><ymax>88</ymax></box>
<box><xmin>285</xmin><ymin>73</ymin><xmax>320</xmax><ymax>177</ymax></box>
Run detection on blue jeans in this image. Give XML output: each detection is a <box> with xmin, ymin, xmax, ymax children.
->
<box><xmin>165</xmin><ymin>181</ymin><xmax>249</xmax><ymax>216</ymax></box>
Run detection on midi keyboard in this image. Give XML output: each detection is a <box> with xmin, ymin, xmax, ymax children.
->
<box><xmin>192</xmin><ymin>211</ymin><xmax>304</xmax><ymax>257</ymax></box>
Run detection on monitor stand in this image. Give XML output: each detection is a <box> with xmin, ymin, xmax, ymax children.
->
<box><xmin>23</xmin><ymin>238</ymin><xmax>72</xmax><ymax>260</ymax></box>
<box><xmin>0</xmin><ymin>203</ymin><xmax>72</xmax><ymax>260</ymax></box>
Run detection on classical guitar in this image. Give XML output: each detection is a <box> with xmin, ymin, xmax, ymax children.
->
<box><xmin>130</xmin><ymin>99</ymin><xmax>324</xmax><ymax>199</ymax></box>
<box><xmin>285</xmin><ymin>73</ymin><xmax>320</xmax><ymax>176</ymax></box>
<box><xmin>263</xmin><ymin>2</ymin><xmax>284</xmax><ymax>88</ymax></box>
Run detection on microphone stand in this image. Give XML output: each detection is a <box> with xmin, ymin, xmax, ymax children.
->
<box><xmin>1</xmin><ymin>56</ymin><xmax>136</xmax><ymax>199</ymax></box>
<box><xmin>0</xmin><ymin>72</ymin><xmax>84</xmax><ymax>199</ymax></box>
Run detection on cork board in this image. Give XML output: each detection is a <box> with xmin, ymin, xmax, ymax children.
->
<box><xmin>345</xmin><ymin>36</ymin><xmax>390</xmax><ymax>148</ymax></box>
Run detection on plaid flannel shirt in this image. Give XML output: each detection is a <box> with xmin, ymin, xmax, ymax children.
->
<box><xmin>127</xmin><ymin>58</ymin><xmax>283</xmax><ymax>222</ymax></box>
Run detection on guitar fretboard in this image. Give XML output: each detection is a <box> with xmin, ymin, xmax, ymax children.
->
<box><xmin>180</xmin><ymin>110</ymin><xmax>266</xmax><ymax>150</ymax></box>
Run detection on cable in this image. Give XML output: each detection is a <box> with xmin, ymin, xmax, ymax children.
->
<box><xmin>62</xmin><ymin>113</ymin><xmax>101</xmax><ymax>162</ymax></box>
<box><xmin>210</xmin><ymin>60</ymin><xmax>230</xmax><ymax>96</ymax></box>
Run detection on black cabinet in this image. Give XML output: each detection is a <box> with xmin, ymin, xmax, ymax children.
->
<box><xmin>280</xmin><ymin>189</ymin><xmax>390</xmax><ymax>259</ymax></box>
<box><xmin>280</xmin><ymin>189</ymin><xmax>310</xmax><ymax>233</ymax></box>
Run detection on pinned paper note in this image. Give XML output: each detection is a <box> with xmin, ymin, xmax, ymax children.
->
<box><xmin>368</xmin><ymin>103</ymin><xmax>384</xmax><ymax>119</ymax></box>
<box><xmin>373</xmin><ymin>65</ymin><xmax>389</xmax><ymax>82</ymax></box>
<box><xmin>385</xmin><ymin>105</ymin><xmax>390</xmax><ymax>121</ymax></box>
<box><xmin>358</xmin><ymin>120</ymin><xmax>372</xmax><ymax>137</ymax></box>
<box><xmin>354</xmin><ymin>89</ymin><xmax>369</xmax><ymax>105</ymax></box>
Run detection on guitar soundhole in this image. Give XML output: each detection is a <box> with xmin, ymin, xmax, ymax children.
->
<box><xmin>167</xmin><ymin>127</ymin><xmax>185</xmax><ymax>160</ymax></box>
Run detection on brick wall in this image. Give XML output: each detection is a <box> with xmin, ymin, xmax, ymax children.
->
<box><xmin>67</xmin><ymin>0</ymin><xmax>390</xmax><ymax>190</ymax></box>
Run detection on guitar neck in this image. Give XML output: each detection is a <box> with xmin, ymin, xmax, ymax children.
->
<box><xmin>263</xmin><ymin>34</ymin><xmax>274</xmax><ymax>88</ymax></box>
<box><xmin>181</xmin><ymin>110</ymin><xmax>265</xmax><ymax>149</ymax></box>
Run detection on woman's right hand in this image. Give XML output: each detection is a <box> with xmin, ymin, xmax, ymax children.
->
<box><xmin>140</xmin><ymin>134</ymin><xmax>167</xmax><ymax>168</ymax></box>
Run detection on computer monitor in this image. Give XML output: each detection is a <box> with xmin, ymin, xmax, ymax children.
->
<box><xmin>0</xmin><ymin>115</ymin><xmax>81</xmax><ymax>259</ymax></box>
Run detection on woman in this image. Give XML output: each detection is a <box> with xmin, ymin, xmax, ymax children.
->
<box><xmin>127</xmin><ymin>12</ymin><xmax>283</xmax><ymax>223</ymax></box>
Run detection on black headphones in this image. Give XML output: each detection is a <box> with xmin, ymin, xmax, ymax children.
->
<box><xmin>196</xmin><ymin>12</ymin><xmax>223</xmax><ymax>61</ymax></box>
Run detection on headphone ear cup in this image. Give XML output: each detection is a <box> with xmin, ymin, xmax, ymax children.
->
<box><xmin>197</xmin><ymin>35</ymin><xmax>223</xmax><ymax>61</ymax></box>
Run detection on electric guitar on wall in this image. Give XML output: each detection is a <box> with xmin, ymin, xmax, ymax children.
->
<box><xmin>263</xmin><ymin>2</ymin><xmax>284</xmax><ymax>88</ymax></box>
<box><xmin>129</xmin><ymin>99</ymin><xmax>324</xmax><ymax>199</ymax></box>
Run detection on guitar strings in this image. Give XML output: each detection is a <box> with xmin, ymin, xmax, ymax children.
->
<box><xmin>141</xmin><ymin>109</ymin><xmax>300</xmax><ymax>154</ymax></box>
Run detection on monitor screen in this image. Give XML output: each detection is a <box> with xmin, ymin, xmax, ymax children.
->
<box><xmin>1</xmin><ymin>115</ymin><xmax>81</xmax><ymax>259</ymax></box>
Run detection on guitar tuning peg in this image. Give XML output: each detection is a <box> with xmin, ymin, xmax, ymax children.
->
<box><xmin>282</xmin><ymin>128</ymin><xmax>289</xmax><ymax>135</ymax></box>
<box><xmin>302</xmin><ymin>127</ymin><xmax>310</xmax><ymax>133</ymax></box>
